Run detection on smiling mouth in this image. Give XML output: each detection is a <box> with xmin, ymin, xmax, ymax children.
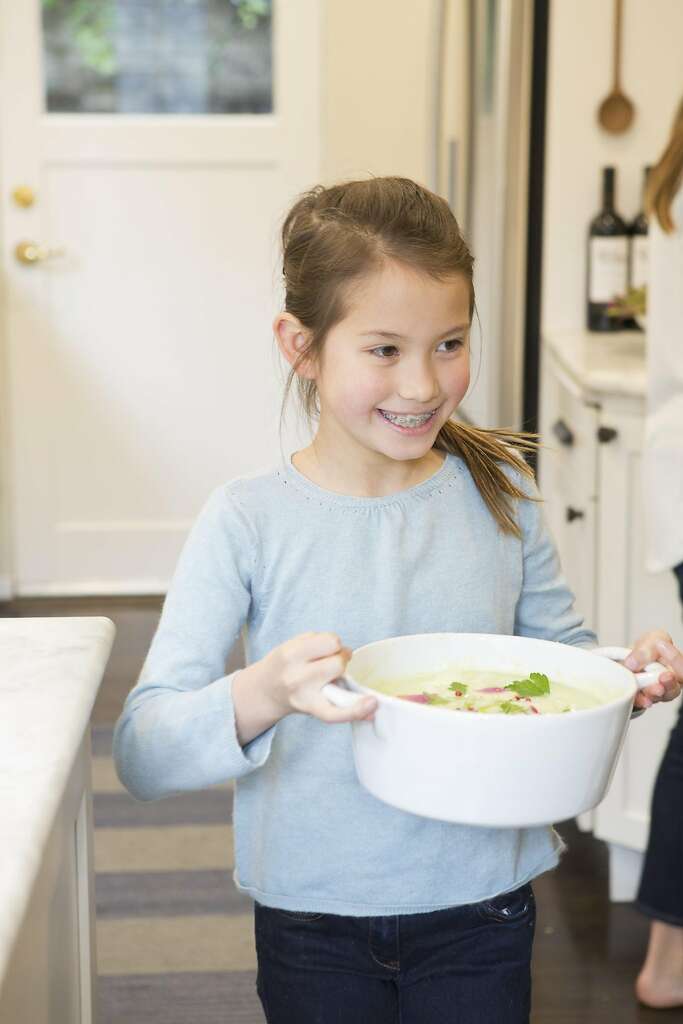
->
<box><xmin>377</xmin><ymin>408</ymin><xmax>440</xmax><ymax>427</ymax></box>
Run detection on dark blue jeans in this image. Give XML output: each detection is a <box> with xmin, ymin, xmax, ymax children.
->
<box><xmin>254</xmin><ymin>881</ymin><xmax>536</xmax><ymax>1023</ymax></box>
<box><xmin>635</xmin><ymin>561</ymin><xmax>683</xmax><ymax>925</ymax></box>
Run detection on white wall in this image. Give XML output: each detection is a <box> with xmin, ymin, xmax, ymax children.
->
<box><xmin>322</xmin><ymin>0</ymin><xmax>435</xmax><ymax>185</ymax></box>
<box><xmin>542</xmin><ymin>0</ymin><xmax>683</xmax><ymax>332</ymax></box>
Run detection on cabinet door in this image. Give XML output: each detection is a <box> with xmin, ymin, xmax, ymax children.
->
<box><xmin>0</xmin><ymin>736</ymin><xmax>95</xmax><ymax>1022</ymax></box>
<box><xmin>538</xmin><ymin>353</ymin><xmax>599</xmax><ymax>631</ymax></box>
<box><xmin>593</xmin><ymin>409</ymin><xmax>682</xmax><ymax>850</ymax></box>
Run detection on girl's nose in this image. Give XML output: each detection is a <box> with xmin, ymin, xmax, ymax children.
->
<box><xmin>398</xmin><ymin>366</ymin><xmax>440</xmax><ymax>404</ymax></box>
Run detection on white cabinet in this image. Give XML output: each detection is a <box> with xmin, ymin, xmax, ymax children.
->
<box><xmin>0</xmin><ymin>737</ymin><xmax>96</xmax><ymax>1023</ymax></box>
<box><xmin>539</xmin><ymin>332</ymin><xmax>682</xmax><ymax>900</ymax></box>
<box><xmin>538</xmin><ymin>357</ymin><xmax>599</xmax><ymax>633</ymax></box>
<box><xmin>0</xmin><ymin>617</ymin><xmax>115</xmax><ymax>1023</ymax></box>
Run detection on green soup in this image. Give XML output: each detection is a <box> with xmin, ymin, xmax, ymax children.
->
<box><xmin>369</xmin><ymin>667</ymin><xmax>605</xmax><ymax>715</ymax></box>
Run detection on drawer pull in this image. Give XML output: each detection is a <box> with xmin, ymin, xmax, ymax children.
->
<box><xmin>566</xmin><ymin>506</ymin><xmax>585</xmax><ymax>523</ymax></box>
<box><xmin>597</xmin><ymin>426</ymin><xmax>618</xmax><ymax>443</ymax></box>
<box><xmin>552</xmin><ymin>418</ymin><xmax>574</xmax><ymax>446</ymax></box>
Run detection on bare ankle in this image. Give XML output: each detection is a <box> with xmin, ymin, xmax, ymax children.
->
<box><xmin>646</xmin><ymin>921</ymin><xmax>683</xmax><ymax>970</ymax></box>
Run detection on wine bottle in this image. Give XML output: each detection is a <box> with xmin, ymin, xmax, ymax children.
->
<box><xmin>629</xmin><ymin>165</ymin><xmax>650</xmax><ymax>292</ymax></box>
<box><xmin>586</xmin><ymin>167</ymin><xmax>629</xmax><ymax>332</ymax></box>
<box><xmin>621</xmin><ymin>166</ymin><xmax>651</xmax><ymax>331</ymax></box>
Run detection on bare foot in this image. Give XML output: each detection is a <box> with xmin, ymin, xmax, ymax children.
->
<box><xmin>636</xmin><ymin>921</ymin><xmax>683</xmax><ymax>1008</ymax></box>
<box><xmin>636</xmin><ymin>970</ymin><xmax>683</xmax><ymax>1009</ymax></box>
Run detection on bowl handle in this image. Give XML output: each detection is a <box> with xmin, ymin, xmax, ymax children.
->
<box><xmin>322</xmin><ymin>679</ymin><xmax>386</xmax><ymax>738</ymax></box>
<box><xmin>321</xmin><ymin>678</ymin><xmax>365</xmax><ymax>708</ymax></box>
<box><xmin>593</xmin><ymin>645</ymin><xmax>664</xmax><ymax>690</ymax></box>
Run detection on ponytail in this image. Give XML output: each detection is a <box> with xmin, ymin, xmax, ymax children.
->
<box><xmin>435</xmin><ymin>421</ymin><xmax>541</xmax><ymax>537</ymax></box>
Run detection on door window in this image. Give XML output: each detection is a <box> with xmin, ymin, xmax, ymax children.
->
<box><xmin>41</xmin><ymin>0</ymin><xmax>272</xmax><ymax>114</ymax></box>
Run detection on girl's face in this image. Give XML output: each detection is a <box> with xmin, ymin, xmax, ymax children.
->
<box><xmin>313</xmin><ymin>261</ymin><xmax>471</xmax><ymax>466</ymax></box>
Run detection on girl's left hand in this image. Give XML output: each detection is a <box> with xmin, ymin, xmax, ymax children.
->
<box><xmin>623</xmin><ymin>630</ymin><xmax>683</xmax><ymax>710</ymax></box>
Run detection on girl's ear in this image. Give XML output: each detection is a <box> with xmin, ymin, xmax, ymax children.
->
<box><xmin>273</xmin><ymin>313</ymin><xmax>317</xmax><ymax>380</ymax></box>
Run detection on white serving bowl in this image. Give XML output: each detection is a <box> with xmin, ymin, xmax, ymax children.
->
<box><xmin>323</xmin><ymin>632</ymin><xmax>661</xmax><ymax>828</ymax></box>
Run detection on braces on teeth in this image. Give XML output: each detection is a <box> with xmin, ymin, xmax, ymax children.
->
<box><xmin>381</xmin><ymin>410</ymin><xmax>434</xmax><ymax>426</ymax></box>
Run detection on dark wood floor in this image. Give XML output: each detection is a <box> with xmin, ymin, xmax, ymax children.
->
<box><xmin>4</xmin><ymin>596</ymin><xmax>681</xmax><ymax>1022</ymax></box>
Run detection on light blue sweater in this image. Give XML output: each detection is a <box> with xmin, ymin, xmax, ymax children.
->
<box><xmin>113</xmin><ymin>452</ymin><xmax>597</xmax><ymax>916</ymax></box>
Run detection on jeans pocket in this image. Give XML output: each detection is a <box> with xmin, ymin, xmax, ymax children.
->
<box><xmin>271</xmin><ymin>908</ymin><xmax>325</xmax><ymax>922</ymax></box>
<box><xmin>476</xmin><ymin>883</ymin><xmax>535</xmax><ymax>924</ymax></box>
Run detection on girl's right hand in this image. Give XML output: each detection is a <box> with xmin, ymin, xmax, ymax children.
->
<box><xmin>263</xmin><ymin>631</ymin><xmax>378</xmax><ymax>724</ymax></box>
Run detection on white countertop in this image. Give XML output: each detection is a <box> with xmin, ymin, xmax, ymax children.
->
<box><xmin>543</xmin><ymin>328</ymin><xmax>647</xmax><ymax>398</ymax></box>
<box><xmin>0</xmin><ymin>616</ymin><xmax>115</xmax><ymax>984</ymax></box>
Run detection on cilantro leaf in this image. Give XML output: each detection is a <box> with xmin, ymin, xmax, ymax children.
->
<box><xmin>503</xmin><ymin>672</ymin><xmax>550</xmax><ymax>697</ymax></box>
<box><xmin>447</xmin><ymin>682</ymin><xmax>468</xmax><ymax>695</ymax></box>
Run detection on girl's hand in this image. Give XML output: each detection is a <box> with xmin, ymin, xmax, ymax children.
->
<box><xmin>623</xmin><ymin>630</ymin><xmax>683</xmax><ymax>710</ymax></box>
<box><xmin>263</xmin><ymin>631</ymin><xmax>378</xmax><ymax>724</ymax></box>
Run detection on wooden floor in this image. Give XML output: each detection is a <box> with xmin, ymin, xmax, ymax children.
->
<box><xmin>4</xmin><ymin>595</ymin><xmax>682</xmax><ymax>1022</ymax></box>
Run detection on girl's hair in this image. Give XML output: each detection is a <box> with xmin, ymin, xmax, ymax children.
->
<box><xmin>646</xmin><ymin>94</ymin><xmax>683</xmax><ymax>233</ymax></box>
<box><xmin>278</xmin><ymin>176</ymin><xmax>539</xmax><ymax>537</ymax></box>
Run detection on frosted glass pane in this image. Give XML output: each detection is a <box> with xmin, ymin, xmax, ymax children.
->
<box><xmin>41</xmin><ymin>0</ymin><xmax>272</xmax><ymax>114</ymax></box>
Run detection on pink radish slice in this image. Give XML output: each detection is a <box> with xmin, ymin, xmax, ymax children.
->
<box><xmin>479</xmin><ymin>686</ymin><xmax>506</xmax><ymax>693</ymax></box>
<box><xmin>400</xmin><ymin>694</ymin><xmax>429</xmax><ymax>704</ymax></box>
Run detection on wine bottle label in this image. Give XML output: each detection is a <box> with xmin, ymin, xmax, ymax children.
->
<box><xmin>589</xmin><ymin>237</ymin><xmax>628</xmax><ymax>302</ymax></box>
<box><xmin>630</xmin><ymin>236</ymin><xmax>648</xmax><ymax>291</ymax></box>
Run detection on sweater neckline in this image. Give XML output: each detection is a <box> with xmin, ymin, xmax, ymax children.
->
<box><xmin>278</xmin><ymin>451</ymin><xmax>459</xmax><ymax>509</ymax></box>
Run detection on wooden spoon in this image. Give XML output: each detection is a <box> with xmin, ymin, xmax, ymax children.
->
<box><xmin>597</xmin><ymin>0</ymin><xmax>635</xmax><ymax>133</ymax></box>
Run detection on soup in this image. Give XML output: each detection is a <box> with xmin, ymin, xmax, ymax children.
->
<box><xmin>369</xmin><ymin>667</ymin><xmax>604</xmax><ymax>715</ymax></box>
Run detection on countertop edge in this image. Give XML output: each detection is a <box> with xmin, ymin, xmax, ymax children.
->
<box><xmin>542</xmin><ymin>328</ymin><xmax>646</xmax><ymax>400</ymax></box>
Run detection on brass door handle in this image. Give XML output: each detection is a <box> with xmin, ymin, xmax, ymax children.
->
<box><xmin>14</xmin><ymin>240</ymin><xmax>66</xmax><ymax>265</ymax></box>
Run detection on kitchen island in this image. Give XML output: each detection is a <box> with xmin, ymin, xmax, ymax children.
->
<box><xmin>0</xmin><ymin>616</ymin><xmax>115</xmax><ymax>1023</ymax></box>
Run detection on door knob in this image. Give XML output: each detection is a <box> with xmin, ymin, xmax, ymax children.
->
<box><xmin>14</xmin><ymin>240</ymin><xmax>65</xmax><ymax>265</ymax></box>
<box><xmin>12</xmin><ymin>185</ymin><xmax>36</xmax><ymax>208</ymax></box>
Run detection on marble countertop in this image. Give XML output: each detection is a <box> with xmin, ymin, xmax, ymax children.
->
<box><xmin>0</xmin><ymin>616</ymin><xmax>115</xmax><ymax>985</ymax></box>
<box><xmin>543</xmin><ymin>328</ymin><xmax>646</xmax><ymax>399</ymax></box>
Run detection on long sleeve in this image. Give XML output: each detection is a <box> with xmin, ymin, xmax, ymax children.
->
<box><xmin>513</xmin><ymin>472</ymin><xmax>598</xmax><ymax>649</ymax></box>
<box><xmin>113</xmin><ymin>485</ymin><xmax>276</xmax><ymax>800</ymax></box>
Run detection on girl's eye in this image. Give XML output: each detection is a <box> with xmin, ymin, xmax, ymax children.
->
<box><xmin>438</xmin><ymin>338</ymin><xmax>464</xmax><ymax>353</ymax></box>
<box><xmin>370</xmin><ymin>345</ymin><xmax>399</xmax><ymax>359</ymax></box>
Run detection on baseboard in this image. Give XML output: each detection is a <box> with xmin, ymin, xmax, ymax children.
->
<box><xmin>14</xmin><ymin>580</ymin><xmax>169</xmax><ymax>597</ymax></box>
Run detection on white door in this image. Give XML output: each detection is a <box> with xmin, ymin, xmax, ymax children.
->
<box><xmin>0</xmin><ymin>0</ymin><xmax>320</xmax><ymax>596</ymax></box>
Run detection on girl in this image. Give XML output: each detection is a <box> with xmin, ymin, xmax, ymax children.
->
<box><xmin>113</xmin><ymin>176</ymin><xmax>682</xmax><ymax>1024</ymax></box>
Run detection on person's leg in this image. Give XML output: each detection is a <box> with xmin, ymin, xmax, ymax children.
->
<box><xmin>253</xmin><ymin>903</ymin><xmax>398</xmax><ymax>1024</ymax></box>
<box><xmin>398</xmin><ymin>883</ymin><xmax>536</xmax><ymax>1024</ymax></box>
<box><xmin>635</xmin><ymin>560</ymin><xmax>683</xmax><ymax>1008</ymax></box>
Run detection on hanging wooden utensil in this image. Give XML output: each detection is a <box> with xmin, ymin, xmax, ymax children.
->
<box><xmin>597</xmin><ymin>0</ymin><xmax>635</xmax><ymax>133</ymax></box>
